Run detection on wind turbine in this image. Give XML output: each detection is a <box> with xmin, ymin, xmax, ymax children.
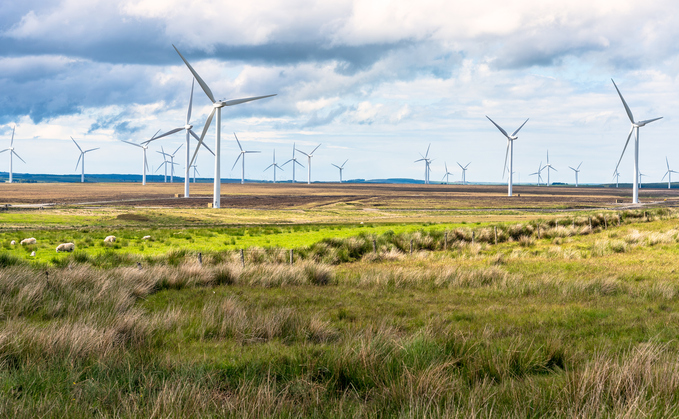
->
<box><xmin>639</xmin><ymin>171</ymin><xmax>648</xmax><ymax>187</ymax></box>
<box><xmin>72</xmin><ymin>137</ymin><xmax>99</xmax><ymax>183</ymax></box>
<box><xmin>613</xmin><ymin>171</ymin><xmax>620</xmax><ymax>188</ymax></box>
<box><xmin>543</xmin><ymin>150</ymin><xmax>557</xmax><ymax>186</ymax></box>
<box><xmin>281</xmin><ymin>144</ymin><xmax>304</xmax><ymax>183</ymax></box>
<box><xmin>0</xmin><ymin>126</ymin><xmax>25</xmax><ymax>183</ymax></box>
<box><xmin>457</xmin><ymin>162</ymin><xmax>470</xmax><ymax>185</ymax></box>
<box><xmin>120</xmin><ymin>129</ymin><xmax>159</xmax><ymax>185</ymax></box>
<box><xmin>173</xmin><ymin>45</ymin><xmax>276</xmax><ymax>208</ymax></box>
<box><xmin>486</xmin><ymin>116</ymin><xmax>529</xmax><ymax>196</ymax></box>
<box><xmin>414</xmin><ymin>144</ymin><xmax>432</xmax><ymax>184</ymax></box>
<box><xmin>332</xmin><ymin>159</ymin><xmax>348</xmax><ymax>183</ymax></box>
<box><xmin>296</xmin><ymin>144</ymin><xmax>321</xmax><ymax>184</ymax></box>
<box><xmin>529</xmin><ymin>162</ymin><xmax>544</xmax><ymax>186</ymax></box>
<box><xmin>143</xmin><ymin>80</ymin><xmax>214</xmax><ymax>197</ymax></box>
<box><xmin>157</xmin><ymin>144</ymin><xmax>183</xmax><ymax>183</ymax></box>
<box><xmin>231</xmin><ymin>133</ymin><xmax>260</xmax><ymax>184</ymax></box>
<box><xmin>442</xmin><ymin>162</ymin><xmax>453</xmax><ymax>184</ymax></box>
<box><xmin>662</xmin><ymin>157</ymin><xmax>678</xmax><ymax>189</ymax></box>
<box><xmin>264</xmin><ymin>150</ymin><xmax>284</xmax><ymax>183</ymax></box>
<box><xmin>191</xmin><ymin>161</ymin><xmax>200</xmax><ymax>183</ymax></box>
<box><xmin>568</xmin><ymin>162</ymin><xmax>582</xmax><ymax>187</ymax></box>
<box><xmin>611</xmin><ymin>79</ymin><xmax>662</xmax><ymax>204</ymax></box>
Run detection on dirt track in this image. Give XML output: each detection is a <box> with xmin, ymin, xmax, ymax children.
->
<box><xmin>2</xmin><ymin>182</ymin><xmax>679</xmax><ymax>210</ymax></box>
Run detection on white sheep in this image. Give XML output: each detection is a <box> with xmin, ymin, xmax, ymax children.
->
<box><xmin>20</xmin><ymin>238</ymin><xmax>36</xmax><ymax>245</ymax></box>
<box><xmin>10</xmin><ymin>240</ymin><xmax>15</xmax><ymax>245</ymax></box>
<box><xmin>142</xmin><ymin>235</ymin><xmax>151</xmax><ymax>240</ymax></box>
<box><xmin>30</xmin><ymin>251</ymin><xmax>35</xmax><ymax>257</ymax></box>
<box><xmin>104</xmin><ymin>236</ymin><xmax>116</xmax><ymax>243</ymax></box>
<box><xmin>56</xmin><ymin>243</ymin><xmax>75</xmax><ymax>253</ymax></box>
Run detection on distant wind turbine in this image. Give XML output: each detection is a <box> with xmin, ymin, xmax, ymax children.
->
<box><xmin>543</xmin><ymin>150</ymin><xmax>557</xmax><ymax>185</ymax></box>
<box><xmin>231</xmin><ymin>133</ymin><xmax>260</xmax><ymax>184</ymax></box>
<box><xmin>638</xmin><ymin>171</ymin><xmax>648</xmax><ymax>187</ymax></box>
<box><xmin>281</xmin><ymin>143</ymin><xmax>304</xmax><ymax>183</ymax></box>
<box><xmin>662</xmin><ymin>157</ymin><xmax>678</xmax><ymax>189</ymax></box>
<box><xmin>263</xmin><ymin>150</ymin><xmax>284</xmax><ymax>183</ymax></box>
<box><xmin>72</xmin><ymin>137</ymin><xmax>99</xmax><ymax>183</ymax></box>
<box><xmin>456</xmin><ymin>162</ymin><xmax>470</xmax><ymax>185</ymax></box>
<box><xmin>613</xmin><ymin>171</ymin><xmax>620</xmax><ymax>188</ymax></box>
<box><xmin>332</xmin><ymin>159</ymin><xmax>348</xmax><ymax>183</ymax></box>
<box><xmin>529</xmin><ymin>162</ymin><xmax>544</xmax><ymax>186</ymax></box>
<box><xmin>611</xmin><ymin>78</ymin><xmax>662</xmax><ymax>204</ymax></box>
<box><xmin>0</xmin><ymin>126</ymin><xmax>25</xmax><ymax>183</ymax></box>
<box><xmin>414</xmin><ymin>144</ymin><xmax>432</xmax><ymax>184</ymax></box>
<box><xmin>157</xmin><ymin>144</ymin><xmax>183</xmax><ymax>183</ymax></box>
<box><xmin>569</xmin><ymin>162</ymin><xmax>583</xmax><ymax>187</ymax></box>
<box><xmin>296</xmin><ymin>144</ymin><xmax>321</xmax><ymax>184</ymax></box>
<box><xmin>143</xmin><ymin>79</ymin><xmax>215</xmax><ymax>197</ymax></box>
<box><xmin>172</xmin><ymin>44</ymin><xmax>276</xmax><ymax>208</ymax></box>
<box><xmin>442</xmin><ymin>162</ymin><xmax>453</xmax><ymax>184</ymax></box>
<box><xmin>121</xmin><ymin>129</ymin><xmax>159</xmax><ymax>185</ymax></box>
<box><xmin>486</xmin><ymin>116</ymin><xmax>529</xmax><ymax>196</ymax></box>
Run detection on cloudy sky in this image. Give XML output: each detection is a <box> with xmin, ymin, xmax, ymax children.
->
<box><xmin>2</xmin><ymin>0</ymin><xmax>679</xmax><ymax>184</ymax></box>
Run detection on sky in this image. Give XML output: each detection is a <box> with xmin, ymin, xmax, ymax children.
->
<box><xmin>2</xmin><ymin>0</ymin><xmax>679</xmax><ymax>185</ymax></box>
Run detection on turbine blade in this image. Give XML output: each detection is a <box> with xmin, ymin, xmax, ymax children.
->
<box><xmin>172</xmin><ymin>45</ymin><xmax>216</xmax><ymax>103</ymax></box>
<box><xmin>425</xmin><ymin>143</ymin><xmax>431</xmax><ymax>158</ymax></box>
<box><xmin>10</xmin><ymin>126</ymin><xmax>15</xmax><ymax>147</ymax></box>
<box><xmin>71</xmin><ymin>137</ymin><xmax>83</xmax><ymax>152</ymax></box>
<box><xmin>486</xmin><ymin>116</ymin><xmax>509</xmax><ymax>138</ymax></box>
<box><xmin>121</xmin><ymin>140</ymin><xmax>142</xmax><ymax>148</ymax></box>
<box><xmin>222</xmin><ymin>94</ymin><xmax>276</xmax><ymax>107</ymax></box>
<box><xmin>244</xmin><ymin>150</ymin><xmax>260</xmax><ymax>154</ymax></box>
<box><xmin>511</xmin><ymin>118</ymin><xmax>529</xmax><ymax>137</ymax></box>
<box><xmin>173</xmin><ymin>144</ymin><xmax>183</xmax><ymax>155</ymax></box>
<box><xmin>577</xmin><ymin>162</ymin><xmax>582</xmax><ymax>170</ymax></box>
<box><xmin>146</xmin><ymin>127</ymin><xmax>183</xmax><ymax>143</ymax></box>
<box><xmin>569</xmin><ymin>166</ymin><xmax>575</xmax><ymax>171</ymax></box>
<box><xmin>264</xmin><ymin>163</ymin><xmax>274</xmax><ymax>171</ymax></box>
<box><xmin>638</xmin><ymin>116</ymin><xmax>663</xmax><ymax>125</ymax></box>
<box><xmin>662</xmin><ymin>171</ymin><xmax>668</xmax><ymax>181</ymax></box>
<box><xmin>296</xmin><ymin>148</ymin><xmax>310</xmax><ymax>157</ymax></box>
<box><xmin>84</xmin><ymin>148</ymin><xmax>99</xmax><ymax>153</ymax></box>
<box><xmin>187</xmin><ymin>78</ymin><xmax>194</xmax><ymax>124</ymax></box>
<box><xmin>234</xmin><ymin>133</ymin><xmax>243</xmax><ymax>151</ymax></box>
<box><xmin>310</xmin><ymin>144</ymin><xmax>321</xmax><ymax>155</ymax></box>
<box><xmin>190</xmin><ymin>107</ymin><xmax>216</xmax><ymax>167</ymax></box>
<box><xmin>667</xmin><ymin>156</ymin><xmax>670</xmax><ymax>171</ymax></box>
<box><xmin>12</xmin><ymin>151</ymin><xmax>25</xmax><ymax>164</ymax></box>
<box><xmin>190</xmin><ymin>129</ymin><xmax>215</xmax><ymax>155</ymax></box>
<box><xmin>75</xmin><ymin>154</ymin><xmax>82</xmax><ymax>171</ymax></box>
<box><xmin>457</xmin><ymin>162</ymin><xmax>464</xmax><ymax>169</ymax></box>
<box><xmin>614</xmin><ymin>126</ymin><xmax>635</xmax><ymax>174</ymax></box>
<box><xmin>332</xmin><ymin>164</ymin><xmax>340</xmax><ymax>169</ymax></box>
<box><xmin>281</xmin><ymin>159</ymin><xmax>293</xmax><ymax>167</ymax></box>
<box><xmin>502</xmin><ymin>140</ymin><xmax>510</xmax><ymax>178</ymax></box>
<box><xmin>231</xmin><ymin>154</ymin><xmax>242</xmax><ymax>171</ymax></box>
<box><xmin>342</xmin><ymin>159</ymin><xmax>348</xmax><ymax>167</ymax></box>
<box><xmin>611</xmin><ymin>79</ymin><xmax>635</xmax><ymax>123</ymax></box>
<box><xmin>295</xmin><ymin>160</ymin><xmax>305</xmax><ymax>168</ymax></box>
<box><xmin>0</xmin><ymin>149</ymin><xmax>8</xmax><ymax>154</ymax></box>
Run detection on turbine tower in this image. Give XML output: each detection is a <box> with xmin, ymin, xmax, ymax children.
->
<box><xmin>457</xmin><ymin>162</ymin><xmax>470</xmax><ymax>185</ymax></box>
<box><xmin>121</xmin><ymin>129</ymin><xmax>159</xmax><ymax>185</ymax></box>
<box><xmin>611</xmin><ymin>79</ymin><xmax>662</xmax><ymax>204</ymax></box>
<box><xmin>231</xmin><ymin>133</ymin><xmax>260</xmax><ymax>184</ymax></box>
<box><xmin>281</xmin><ymin>144</ymin><xmax>304</xmax><ymax>183</ymax></box>
<box><xmin>173</xmin><ymin>45</ymin><xmax>276</xmax><ymax>208</ymax></box>
<box><xmin>144</xmin><ymin>79</ymin><xmax>215</xmax><ymax>197</ymax></box>
<box><xmin>529</xmin><ymin>162</ymin><xmax>544</xmax><ymax>186</ymax></box>
<box><xmin>568</xmin><ymin>162</ymin><xmax>582</xmax><ymax>187</ymax></box>
<box><xmin>543</xmin><ymin>150</ymin><xmax>557</xmax><ymax>186</ymax></box>
<box><xmin>264</xmin><ymin>150</ymin><xmax>284</xmax><ymax>183</ymax></box>
<box><xmin>414</xmin><ymin>144</ymin><xmax>432</xmax><ymax>184</ymax></box>
<box><xmin>0</xmin><ymin>126</ymin><xmax>25</xmax><ymax>183</ymax></box>
<box><xmin>442</xmin><ymin>162</ymin><xmax>453</xmax><ymax>184</ymax></box>
<box><xmin>296</xmin><ymin>144</ymin><xmax>321</xmax><ymax>184</ymax></box>
<box><xmin>662</xmin><ymin>157</ymin><xmax>678</xmax><ymax>189</ymax></box>
<box><xmin>486</xmin><ymin>116</ymin><xmax>529</xmax><ymax>196</ymax></box>
<box><xmin>72</xmin><ymin>137</ymin><xmax>99</xmax><ymax>183</ymax></box>
<box><xmin>332</xmin><ymin>159</ymin><xmax>348</xmax><ymax>183</ymax></box>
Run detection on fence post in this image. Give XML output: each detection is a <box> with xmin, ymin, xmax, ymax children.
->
<box><xmin>494</xmin><ymin>226</ymin><xmax>498</xmax><ymax>245</ymax></box>
<box><xmin>589</xmin><ymin>217</ymin><xmax>592</xmax><ymax>230</ymax></box>
<box><xmin>618</xmin><ymin>216</ymin><xmax>621</xmax><ymax>227</ymax></box>
<box><xmin>373</xmin><ymin>239</ymin><xmax>377</xmax><ymax>253</ymax></box>
<box><xmin>198</xmin><ymin>252</ymin><xmax>202</xmax><ymax>266</ymax></box>
<box><xmin>573</xmin><ymin>219</ymin><xmax>575</xmax><ymax>229</ymax></box>
<box><xmin>240</xmin><ymin>249</ymin><xmax>245</xmax><ymax>267</ymax></box>
<box><xmin>644</xmin><ymin>211</ymin><xmax>648</xmax><ymax>221</ymax></box>
<box><xmin>45</xmin><ymin>271</ymin><xmax>49</xmax><ymax>287</ymax></box>
<box><xmin>410</xmin><ymin>239</ymin><xmax>413</xmax><ymax>255</ymax></box>
<box><xmin>289</xmin><ymin>249</ymin><xmax>293</xmax><ymax>265</ymax></box>
<box><xmin>604</xmin><ymin>216</ymin><xmax>607</xmax><ymax>229</ymax></box>
<box><xmin>444</xmin><ymin>231</ymin><xmax>448</xmax><ymax>250</ymax></box>
<box><xmin>537</xmin><ymin>225</ymin><xmax>541</xmax><ymax>239</ymax></box>
<box><xmin>472</xmin><ymin>231</ymin><xmax>475</xmax><ymax>245</ymax></box>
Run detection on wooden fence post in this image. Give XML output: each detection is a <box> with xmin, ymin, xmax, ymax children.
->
<box><xmin>472</xmin><ymin>231</ymin><xmax>475</xmax><ymax>245</ymax></box>
<box><xmin>240</xmin><ymin>249</ymin><xmax>245</xmax><ymax>267</ymax></box>
<box><xmin>604</xmin><ymin>216</ymin><xmax>607</xmax><ymax>229</ymax></box>
<box><xmin>289</xmin><ymin>249</ymin><xmax>294</xmax><ymax>265</ymax></box>
<box><xmin>537</xmin><ymin>225</ymin><xmax>541</xmax><ymax>239</ymax></box>
<box><xmin>410</xmin><ymin>240</ymin><xmax>413</xmax><ymax>255</ymax></box>
<box><xmin>494</xmin><ymin>226</ymin><xmax>498</xmax><ymax>245</ymax></box>
<box><xmin>198</xmin><ymin>252</ymin><xmax>202</xmax><ymax>266</ymax></box>
<box><xmin>444</xmin><ymin>232</ymin><xmax>448</xmax><ymax>250</ymax></box>
<box><xmin>589</xmin><ymin>217</ymin><xmax>592</xmax><ymax>230</ymax></box>
<box><xmin>373</xmin><ymin>239</ymin><xmax>377</xmax><ymax>253</ymax></box>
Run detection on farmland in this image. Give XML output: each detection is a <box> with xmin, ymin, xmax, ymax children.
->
<box><xmin>2</xmin><ymin>183</ymin><xmax>679</xmax><ymax>416</ymax></box>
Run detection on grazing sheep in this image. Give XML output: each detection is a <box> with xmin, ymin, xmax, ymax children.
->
<box><xmin>104</xmin><ymin>236</ymin><xmax>116</xmax><ymax>243</ymax></box>
<box><xmin>142</xmin><ymin>235</ymin><xmax>151</xmax><ymax>240</ymax></box>
<box><xmin>56</xmin><ymin>243</ymin><xmax>75</xmax><ymax>253</ymax></box>
<box><xmin>30</xmin><ymin>251</ymin><xmax>35</xmax><ymax>257</ymax></box>
<box><xmin>10</xmin><ymin>240</ymin><xmax>15</xmax><ymax>245</ymax></box>
<box><xmin>20</xmin><ymin>238</ymin><xmax>36</xmax><ymax>245</ymax></box>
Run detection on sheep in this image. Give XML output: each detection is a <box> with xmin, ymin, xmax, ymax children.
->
<box><xmin>20</xmin><ymin>238</ymin><xmax>36</xmax><ymax>245</ymax></box>
<box><xmin>142</xmin><ymin>235</ymin><xmax>152</xmax><ymax>241</ymax></box>
<box><xmin>104</xmin><ymin>236</ymin><xmax>116</xmax><ymax>243</ymax></box>
<box><xmin>56</xmin><ymin>243</ymin><xmax>75</xmax><ymax>253</ymax></box>
<box><xmin>30</xmin><ymin>251</ymin><xmax>35</xmax><ymax>257</ymax></box>
<box><xmin>10</xmin><ymin>240</ymin><xmax>15</xmax><ymax>245</ymax></box>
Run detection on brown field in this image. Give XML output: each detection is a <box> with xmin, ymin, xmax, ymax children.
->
<box><xmin>2</xmin><ymin>182</ymin><xmax>679</xmax><ymax>210</ymax></box>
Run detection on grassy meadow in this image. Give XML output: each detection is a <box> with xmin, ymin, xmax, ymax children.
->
<box><xmin>2</xmin><ymin>204</ymin><xmax>679</xmax><ymax>416</ymax></box>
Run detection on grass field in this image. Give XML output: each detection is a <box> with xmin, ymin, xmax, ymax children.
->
<box><xmin>2</xmin><ymin>183</ymin><xmax>679</xmax><ymax>416</ymax></box>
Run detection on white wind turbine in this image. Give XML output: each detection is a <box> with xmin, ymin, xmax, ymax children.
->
<box><xmin>568</xmin><ymin>162</ymin><xmax>582</xmax><ymax>187</ymax></box>
<box><xmin>173</xmin><ymin>45</ymin><xmax>276</xmax><ymax>208</ymax></box>
<box><xmin>332</xmin><ymin>159</ymin><xmax>348</xmax><ymax>183</ymax></box>
<box><xmin>611</xmin><ymin>78</ymin><xmax>662</xmax><ymax>204</ymax></box>
<box><xmin>613</xmin><ymin>171</ymin><xmax>620</xmax><ymax>188</ymax></box>
<box><xmin>264</xmin><ymin>150</ymin><xmax>284</xmax><ymax>183</ymax></box>
<box><xmin>414</xmin><ymin>144</ymin><xmax>432</xmax><ymax>184</ymax></box>
<box><xmin>296</xmin><ymin>144</ymin><xmax>321</xmax><ymax>184</ymax></box>
<box><xmin>72</xmin><ymin>137</ymin><xmax>99</xmax><ymax>183</ymax></box>
<box><xmin>281</xmin><ymin>143</ymin><xmax>304</xmax><ymax>183</ymax></box>
<box><xmin>120</xmin><ymin>129</ymin><xmax>159</xmax><ymax>186</ymax></box>
<box><xmin>0</xmin><ymin>126</ymin><xmax>25</xmax><ymax>183</ymax></box>
<box><xmin>543</xmin><ymin>150</ymin><xmax>557</xmax><ymax>186</ymax></box>
<box><xmin>662</xmin><ymin>157</ymin><xmax>678</xmax><ymax>189</ymax></box>
<box><xmin>442</xmin><ymin>162</ymin><xmax>453</xmax><ymax>184</ymax></box>
<box><xmin>144</xmin><ymin>79</ymin><xmax>214</xmax><ymax>197</ymax></box>
<box><xmin>486</xmin><ymin>116</ymin><xmax>529</xmax><ymax>196</ymax></box>
<box><xmin>157</xmin><ymin>144</ymin><xmax>183</xmax><ymax>183</ymax></box>
<box><xmin>529</xmin><ymin>161</ymin><xmax>544</xmax><ymax>186</ymax></box>
<box><xmin>638</xmin><ymin>171</ymin><xmax>648</xmax><ymax>187</ymax></box>
<box><xmin>457</xmin><ymin>162</ymin><xmax>470</xmax><ymax>185</ymax></box>
<box><xmin>191</xmin><ymin>161</ymin><xmax>200</xmax><ymax>183</ymax></box>
<box><xmin>231</xmin><ymin>133</ymin><xmax>260</xmax><ymax>184</ymax></box>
